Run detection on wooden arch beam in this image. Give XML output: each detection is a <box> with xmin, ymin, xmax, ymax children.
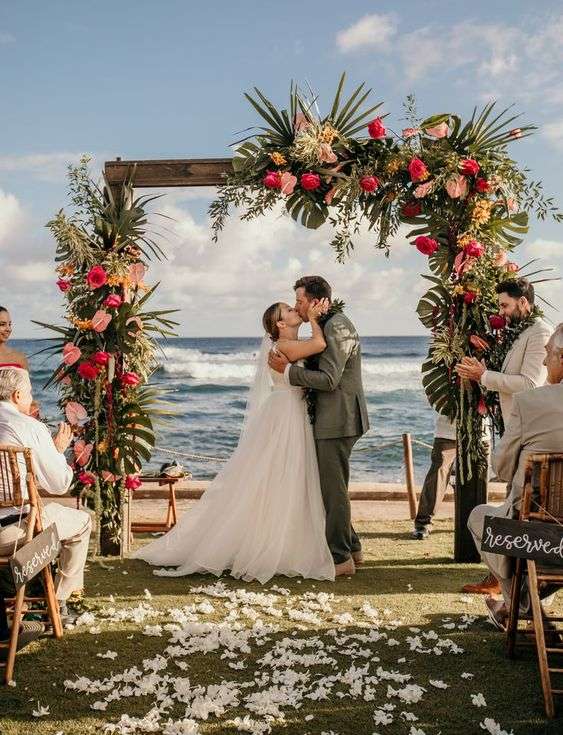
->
<box><xmin>104</xmin><ymin>157</ymin><xmax>233</xmax><ymax>191</ymax></box>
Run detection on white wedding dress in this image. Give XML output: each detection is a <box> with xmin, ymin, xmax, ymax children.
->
<box><xmin>134</xmin><ymin>337</ymin><xmax>335</xmax><ymax>583</ymax></box>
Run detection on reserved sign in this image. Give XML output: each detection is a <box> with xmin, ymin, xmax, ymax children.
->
<box><xmin>482</xmin><ymin>516</ymin><xmax>563</xmax><ymax>565</ymax></box>
<box><xmin>9</xmin><ymin>524</ymin><xmax>60</xmax><ymax>591</ymax></box>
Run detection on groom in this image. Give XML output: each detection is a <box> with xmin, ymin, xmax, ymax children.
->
<box><xmin>268</xmin><ymin>276</ymin><xmax>369</xmax><ymax>576</ymax></box>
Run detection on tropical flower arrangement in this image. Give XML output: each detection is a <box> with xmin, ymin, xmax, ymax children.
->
<box><xmin>37</xmin><ymin>157</ymin><xmax>177</xmax><ymax>554</ymax></box>
<box><xmin>210</xmin><ymin>75</ymin><xmax>562</xmax><ymax>481</ymax></box>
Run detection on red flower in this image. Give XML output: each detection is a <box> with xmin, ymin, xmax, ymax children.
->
<box><xmin>477</xmin><ymin>397</ymin><xmax>488</xmax><ymax>416</ymax></box>
<box><xmin>401</xmin><ymin>201</ymin><xmax>422</xmax><ymax>217</ymax></box>
<box><xmin>91</xmin><ymin>351</ymin><xmax>110</xmax><ymax>366</ymax></box>
<box><xmin>413</xmin><ymin>236</ymin><xmax>439</xmax><ymax>256</ymax></box>
<box><xmin>367</xmin><ymin>117</ymin><xmax>386</xmax><ymax>139</ymax></box>
<box><xmin>120</xmin><ymin>371</ymin><xmax>141</xmax><ymax>388</ymax></box>
<box><xmin>103</xmin><ymin>293</ymin><xmax>123</xmax><ymax>308</ymax></box>
<box><xmin>125</xmin><ymin>475</ymin><xmax>142</xmax><ymax>491</ymax></box>
<box><xmin>359</xmin><ymin>175</ymin><xmax>380</xmax><ymax>193</ymax></box>
<box><xmin>263</xmin><ymin>170</ymin><xmax>282</xmax><ymax>189</ymax></box>
<box><xmin>86</xmin><ymin>265</ymin><xmax>108</xmax><ymax>289</ymax></box>
<box><xmin>469</xmin><ymin>334</ymin><xmax>489</xmax><ymax>351</ymax></box>
<box><xmin>464</xmin><ymin>291</ymin><xmax>478</xmax><ymax>304</ymax></box>
<box><xmin>489</xmin><ymin>314</ymin><xmax>507</xmax><ymax>330</ymax></box>
<box><xmin>459</xmin><ymin>158</ymin><xmax>480</xmax><ymax>176</ymax></box>
<box><xmin>57</xmin><ymin>278</ymin><xmax>71</xmax><ymax>292</ymax></box>
<box><xmin>463</xmin><ymin>240</ymin><xmax>485</xmax><ymax>258</ymax></box>
<box><xmin>300</xmin><ymin>172</ymin><xmax>321</xmax><ymax>191</ymax></box>
<box><xmin>77</xmin><ymin>362</ymin><xmax>100</xmax><ymax>380</ymax></box>
<box><xmin>78</xmin><ymin>471</ymin><xmax>96</xmax><ymax>486</ymax></box>
<box><xmin>407</xmin><ymin>158</ymin><xmax>429</xmax><ymax>182</ymax></box>
<box><xmin>475</xmin><ymin>178</ymin><xmax>490</xmax><ymax>193</ymax></box>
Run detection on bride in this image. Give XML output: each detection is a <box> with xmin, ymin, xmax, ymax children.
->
<box><xmin>133</xmin><ymin>299</ymin><xmax>335</xmax><ymax>583</ymax></box>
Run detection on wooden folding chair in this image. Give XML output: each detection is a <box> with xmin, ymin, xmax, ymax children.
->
<box><xmin>506</xmin><ymin>452</ymin><xmax>563</xmax><ymax>717</ymax></box>
<box><xmin>0</xmin><ymin>445</ymin><xmax>63</xmax><ymax>684</ymax></box>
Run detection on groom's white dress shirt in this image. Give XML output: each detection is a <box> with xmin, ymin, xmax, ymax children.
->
<box><xmin>0</xmin><ymin>400</ymin><xmax>72</xmax><ymax>519</ymax></box>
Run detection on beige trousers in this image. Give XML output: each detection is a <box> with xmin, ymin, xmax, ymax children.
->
<box><xmin>0</xmin><ymin>501</ymin><xmax>92</xmax><ymax>601</ymax></box>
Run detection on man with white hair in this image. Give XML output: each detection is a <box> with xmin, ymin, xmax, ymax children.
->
<box><xmin>467</xmin><ymin>323</ymin><xmax>563</xmax><ymax>629</ymax></box>
<box><xmin>0</xmin><ymin>367</ymin><xmax>91</xmax><ymax>624</ymax></box>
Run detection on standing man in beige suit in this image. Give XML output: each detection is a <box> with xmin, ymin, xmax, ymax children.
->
<box><xmin>466</xmin><ymin>324</ymin><xmax>563</xmax><ymax>628</ymax></box>
<box><xmin>455</xmin><ymin>277</ymin><xmax>552</xmax><ymax>595</ymax></box>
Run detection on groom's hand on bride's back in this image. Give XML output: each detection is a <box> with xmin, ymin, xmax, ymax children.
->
<box><xmin>268</xmin><ymin>349</ymin><xmax>289</xmax><ymax>373</ymax></box>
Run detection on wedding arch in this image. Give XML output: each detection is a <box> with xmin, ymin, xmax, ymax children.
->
<box><xmin>42</xmin><ymin>75</ymin><xmax>561</xmax><ymax>559</ymax></box>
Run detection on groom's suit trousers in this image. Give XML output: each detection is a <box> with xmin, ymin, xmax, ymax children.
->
<box><xmin>315</xmin><ymin>435</ymin><xmax>361</xmax><ymax>565</ymax></box>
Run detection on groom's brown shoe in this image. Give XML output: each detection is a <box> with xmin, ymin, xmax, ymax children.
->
<box><xmin>352</xmin><ymin>551</ymin><xmax>364</xmax><ymax>566</ymax></box>
<box><xmin>462</xmin><ymin>573</ymin><xmax>501</xmax><ymax>595</ymax></box>
<box><xmin>335</xmin><ymin>557</ymin><xmax>355</xmax><ymax>576</ymax></box>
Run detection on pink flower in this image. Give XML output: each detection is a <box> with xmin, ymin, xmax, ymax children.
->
<box><xmin>402</xmin><ymin>127</ymin><xmax>420</xmax><ymax>138</ymax></box>
<box><xmin>120</xmin><ymin>371</ymin><xmax>141</xmax><ymax>388</ymax></box>
<box><xmin>477</xmin><ymin>397</ymin><xmax>488</xmax><ymax>416</ymax></box>
<box><xmin>464</xmin><ymin>240</ymin><xmax>485</xmax><ymax>258</ymax></box>
<box><xmin>505</xmin><ymin>261</ymin><xmax>519</xmax><ymax>273</ymax></box>
<box><xmin>459</xmin><ymin>158</ymin><xmax>480</xmax><ymax>176</ymax></box>
<box><xmin>280</xmin><ymin>172</ymin><xmax>297</xmax><ymax>196</ymax></box>
<box><xmin>128</xmin><ymin>263</ymin><xmax>146</xmax><ymax>286</ymax></box>
<box><xmin>92</xmin><ymin>350</ymin><xmax>110</xmax><ymax>366</ymax></box>
<box><xmin>414</xmin><ymin>181</ymin><xmax>433</xmax><ymax>198</ymax></box>
<box><xmin>424</xmin><ymin>121</ymin><xmax>449</xmax><ymax>138</ymax></box>
<box><xmin>125</xmin><ymin>474</ymin><xmax>142</xmax><ymax>490</ymax></box>
<box><xmin>103</xmin><ymin>293</ymin><xmax>123</xmax><ymax>308</ymax></box>
<box><xmin>73</xmin><ymin>440</ymin><xmax>93</xmax><ymax>467</ymax></box>
<box><xmin>408</xmin><ymin>158</ymin><xmax>429</xmax><ymax>182</ymax></box>
<box><xmin>57</xmin><ymin>278</ymin><xmax>71</xmax><ymax>292</ymax></box>
<box><xmin>509</xmin><ymin>128</ymin><xmax>522</xmax><ymax>139</ymax></box>
<box><xmin>77</xmin><ymin>362</ymin><xmax>100</xmax><ymax>380</ymax></box>
<box><xmin>62</xmin><ymin>343</ymin><xmax>81</xmax><ymax>366</ymax></box>
<box><xmin>506</xmin><ymin>198</ymin><xmax>518</xmax><ymax>213</ymax></box>
<box><xmin>60</xmin><ymin>375</ymin><xmax>72</xmax><ymax>386</ymax></box>
<box><xmin>101</xmin><ymin>471</ymin><xmax>120</xmax><ymax>483</ymax></box>
<box><xmin>324</xmin><ymin>186</ymin><xmax>337</xmax><ymax>205</ymax></box>
<box><xmin>489</xmin><ymin>314</ymin><xmax>507</xmax><ymax>330</ymax></box>
<box><xmin>91</xmin><ymin>310</ymin><xmax>112</xmax><ymax>333</ymax></box>
<box><xmin>464</xmin><ymin>290</ymin><xmax>478</xmax><ymax>304</ymax></box>
<box><xmin>300</xmin><ymin>172</ymin><xmax>321</xmax><ymax>191</ymax></box>
<box><xmin>263</xmin><ymin>170</ymin><xmax>282</xmax><ymax>189</ymax></box>
<box><xmin>359</xmin><ymin>175</ymin><xmax>380</xmax><ymax>193</ymax></box>
<box><xmin>413</xmin><ymin>236</ymin><xmax>439</xmax><ymax>256</ymax></box>
<box><xmin>125</xmin><ymin>316</ymin><xmax>143</xmax><ymax>337</ymax></box>
<box><xmin>86</xmin><ymin>265</ymin><xmax>108</xmax><ymax>289</ymax></box>
<box><xmin>445</xmin><ymin>174</ymin><xmax>468</xmax><ymax>199</ymax></box>
<box><xmin>294</xmin><ymin>112</ymin><xmax>311</xmax><ymax>132</ymax></box>
<box><xmin>318</xmin><ymin>142</ymin><xmax>337</xmax><ymax>163</ymax></box>
<box><xmin>65</xmin><ymin>401</ymin><xmax>88</xmax><ymax>425</ymax></box>
<box><xmin>367</xmin><ymin>117</ymin><xmax>386</xmax><ymax>139</ymax></box>
<box><xmin>78</xmin><ymin>471</ymin><xmax>96</xmax><ymax>486</ymax></box>
<box><xmin>493</xmin><ymin>250</ymin><xmax>508</xmax><ymax>267</ymax></box>
<box><xmin>475</xmin><ymin>178</ymin><xmax>490</xmax><ymax>193</ymax></box>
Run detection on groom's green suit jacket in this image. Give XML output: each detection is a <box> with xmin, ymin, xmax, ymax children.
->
<box><xmin>288</xmin><ymin>312</ymin><xmax>369</xmax><ymax>440</ymax></box>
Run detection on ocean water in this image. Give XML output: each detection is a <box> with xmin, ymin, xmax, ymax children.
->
<box><xmin>14</xmin><ymin>336</ymin><xmax>435</xmax><ymax>483</ymax></box>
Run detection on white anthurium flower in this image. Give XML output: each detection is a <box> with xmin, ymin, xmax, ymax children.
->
<box><xmin>472</xmin><ymin>693</ymin><xmax>487</xmax><ymax>707</ymax></box>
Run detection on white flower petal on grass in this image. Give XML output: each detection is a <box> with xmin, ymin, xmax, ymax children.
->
<box><xmin>89</xmin><ymin>626</ymin><xmax>102</xmax><ymax>635</ymax></box>
<box><xmin>144</xmin><ymin>588</ymin><xmax>153</xmax><ymax>600</ymax></box>
<box><xmin>97</xmin><ymin>650</ymin><xmax>118</xmax><ymax>660</ymax></box>
<box><xmin>32</xmin><ymin>702</ymin><xmax>50</xmax><ymax>717</ymax></box>
<box><xmin>400</xmin><ymin>711</ymin><xmax>418</xmax><ymax>721</ymax></box>
<box><xmin>479</xmin><ymin>718</ymin><xmax>514</xmax><ymax>735</ymax></box>
<box><xmin>429</xmin><ymin>679</ymin><xmax>448</xmax><ymax>689</ymax></box>
<box><xmin>143</xmin><ymin>624</ymin><xmax>163</xmax><ymax>636</ymax></box>
<box><xmin>162</xmin><ymin>719</ymin><xmax>201</xmax><ymax>735</ymax></box>
<box><xmin>373</xmin><ymin>709</ymin><xmax>393</xmax><ymax>726</ymax></box>
<box><xmin>461</xmin><ymin>672</ymin><xmax>475</xmax><ymax>679</ymax></box>
<box><xmin>91</xmin><ymin>700</ymin><xmax>108</xmax><ymax>710</ymax></box>
<box><xmin>304</xmin><ymin>714</ymin><xmax>314</xmax><ymax>721</ymax></box>
<box><xmin>472</xmin><ymin>693</ymin><xmax>487</xmax><ymax>707</ymax></box>
<box><xmin>409</xmin><ymin>728</ymin><xmax>427</xmax><ymax>735</ymax></box>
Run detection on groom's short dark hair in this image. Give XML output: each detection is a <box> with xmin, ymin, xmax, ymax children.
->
<box><xmin>294</xmin><ymin>276</ymin><xmax>332</xmax><ymax>301</ymax></box>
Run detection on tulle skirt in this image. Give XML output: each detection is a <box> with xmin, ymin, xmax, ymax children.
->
<box><xmin>133</xmin><ymin>386</ymin><xmax>335</xmax><ymax>583</ymax></box>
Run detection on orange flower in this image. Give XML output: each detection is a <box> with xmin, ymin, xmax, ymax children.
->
<box><xmin>270</xmin><ymin>152</ymin><xmax>287</xmax><ymax>166</ymax></box>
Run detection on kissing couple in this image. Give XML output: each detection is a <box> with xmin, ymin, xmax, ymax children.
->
<box><xmin>134</xmin><ymin>275</ymin><xmax>369</xmax><ymax>582</ymax></box>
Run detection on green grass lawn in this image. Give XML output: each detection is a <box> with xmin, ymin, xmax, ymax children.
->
<box><xmin>1</xmin><ymin>519</ymin><xmax>561</xmax><ymax>735</ymax></box>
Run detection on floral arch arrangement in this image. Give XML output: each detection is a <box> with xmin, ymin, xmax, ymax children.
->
<box><xmin>210</xmin><ymin>74</ymin><xmax>561</xmax><ymax>482</ymax></box>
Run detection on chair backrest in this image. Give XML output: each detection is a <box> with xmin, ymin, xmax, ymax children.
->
<box><xmin>522</xmin><ymin>453</ymin><xmax>563</xmax><ymax>523</ymax></box>
<box><xmin>0</xmin><ymin>445</ymin><xmax>40</xmax><ymax>511</ymax></box>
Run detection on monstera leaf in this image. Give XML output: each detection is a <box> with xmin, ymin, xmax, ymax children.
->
<box><xmin>417</xmin><ymin>278</ymin><xmax>451</xmax><ymax>329</ymax></box>
<box><xmin>421</xmin><ymin>356</ymin><xmax>457</xmax><ymax>419</ymax></box>
<box><xmin>285</xmin><ymin>192</ymin><xmax>328</xmax><ymax>230</ymax></box>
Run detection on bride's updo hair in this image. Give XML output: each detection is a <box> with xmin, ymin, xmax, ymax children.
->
<box><xmin>262</xmin><ymin>302</ymin><xmax>283</xmax><ymax>341</ymax></box>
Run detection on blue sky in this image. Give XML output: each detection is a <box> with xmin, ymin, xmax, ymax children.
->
<box><xmin>1</xmin><ymin>0</ymin><xmax>562</xmax><ymax>337</ymax></box>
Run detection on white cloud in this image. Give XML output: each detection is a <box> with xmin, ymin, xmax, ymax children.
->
<box><xmin>336</xmin><ymin>14</ymin><xmax>397</xmax><ymax>53</ymax></box>
<box><xmin>0</xmin><ymin>32</ymin><xmax>15</xmax><ymax>45</ymax></box>
<box><xmin>4</xmin><ymin>261</ymin><xmax>52</xmax><ymax>283</ymax></box>
<box><xmin>0</xmin><ymin>189</ymin><xmax>24</xmax><ymax>246</ymax></box>
<box><xmin>543</xmin><ymin>120</ymin><xmax>563</xmax><ymax>149</ymax></box>
<box><xmin>0</xmin><ymin>152</ymin><xmax>98</xmax><ymax>182</ymax></box>
<box><xmin>524</xmin><ymin>238</ymin><xmax>563</xmax><ymax>259</ymax></box>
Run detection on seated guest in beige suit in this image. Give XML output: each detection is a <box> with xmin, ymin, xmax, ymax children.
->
<box><xmin>467</xmin><ymin>324</ymin><xmax>563</xmax><ymax>629</ymax></box>
<box><xmin>457</xmin><ymin>277</ymin><xmax>551</xmax><ymax>595</ymax></box>
<box><xmin>0</xmin><ymin>368</ymin><xmax>91</xmax><ymax>623</ymax></box>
